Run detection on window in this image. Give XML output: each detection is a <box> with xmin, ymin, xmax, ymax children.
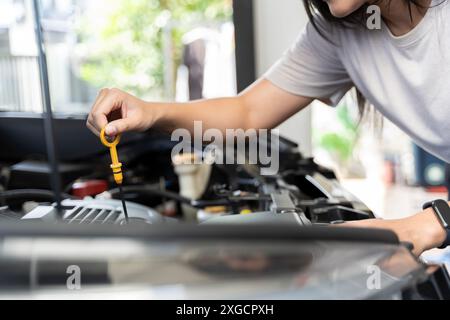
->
<box><xmin>0</xmin><ymin>0</ymin><xmax>235</xmax><ymax>114</ymax></box>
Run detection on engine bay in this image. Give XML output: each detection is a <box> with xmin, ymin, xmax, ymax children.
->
<box><xmin>0</xmin><ymin>114</ymin><xmax>449</xmax><ymax>300</ymax></box>
<box><xmin>0</xmin><ymin>115</ymin><xmax>373</xmax><ymax>227</ymax></box>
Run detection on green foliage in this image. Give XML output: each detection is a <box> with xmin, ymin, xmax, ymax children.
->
<box><xmin>319</xmin><ymin>133</ymin><xmax>354</xmax><ymax>161</ymax></box>
<box><xmin>317</xmin><ymin>103</ymin><xmax>359</xmax><ymax>163</ymax></box>
<box><xmin>76</xmin><ymin>0</ymin><xmax>232</xmax><ymax>99</ymax></box>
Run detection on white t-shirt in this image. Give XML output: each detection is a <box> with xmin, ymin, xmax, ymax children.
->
<box><xmin>265</xmin><ymin>0</ymin><xmax>450</xmax><ymax>162</ymax></box>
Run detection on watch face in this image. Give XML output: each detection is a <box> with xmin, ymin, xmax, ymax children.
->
<box><xmin>433</xmin><ymin>200</ymin><xmax>450</xmax><ymax>229</ymax></box>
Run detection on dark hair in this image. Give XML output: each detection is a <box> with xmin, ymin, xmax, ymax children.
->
<box><xmin>303</xmin><ymin>0</ymin><xmax>429</xmax><ymax>37</ymax></box>
<box><xmin>302</xmin><ymin>0</ymin><xmax>430</xmax><ymax>122</ymax></box>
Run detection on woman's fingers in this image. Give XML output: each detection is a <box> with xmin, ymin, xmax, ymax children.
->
<box><xmin>88</xmin><ymin>88</ymin><xmax>125</xmax><ymax>134</ymax></box>
<box><xmin>105</xmin><ymin>118</ymin><xmax>133</xmax><ymax>136</ymax></box>
<box><xmin>86</xmin><ymin>119</ymin><xmax>100</xmax><ymax>137</ymax></box>
<box><xmin>87</xmin><ymin>88</ymin><xmax>148</xmax><ymax>137</ymax></box>
<box><xmin>87</xmin><ymin>89</ymin><xmax>109</xmax><ymax>135</ymax></box>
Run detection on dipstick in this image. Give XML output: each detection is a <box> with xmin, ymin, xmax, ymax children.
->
<box><xmin>100</xmin><ymin>128</ymin><xmax>129</xmax><ymax>223</ymax></box>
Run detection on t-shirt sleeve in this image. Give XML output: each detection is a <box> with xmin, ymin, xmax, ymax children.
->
<box><xmin>264</xmin><ymin>19</ymin><xmax>353</xmax><ymax>106</ymax></box>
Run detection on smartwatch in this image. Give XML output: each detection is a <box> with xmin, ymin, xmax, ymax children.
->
<box><xmin>423</xmin><ymin>199</ymin><xmax>450</xmax><ymax>249</ymax></box>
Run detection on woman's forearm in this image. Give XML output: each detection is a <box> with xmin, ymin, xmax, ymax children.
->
<box><xmin>152</xmin><ymin>97</ymin><xmax>249</xmax><ymax>134</ymax></box>
<box><xmin>151</xmin><ymin>79</ymin><xmax>314</xmax><ymax>135</ymax></box>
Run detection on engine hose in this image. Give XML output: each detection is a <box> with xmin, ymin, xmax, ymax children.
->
<box><xmin>108</xmin><ymin>185</ymin><xmax>192</xmax><ymax>204</ymax></box>
<box><xmin>108</xmin><ymin>185</ymin><xmax>233</xmax><ymax>208</ymax></box>
<box><xmin>0</xmin><ymin>189</ymin><xmax>73</xmax><ymax>206</ymax></box>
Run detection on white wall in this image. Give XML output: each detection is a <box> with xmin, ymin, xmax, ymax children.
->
<box><xmin>253</xmin><ymin>0</ymin><xmax>312</xmax><ymax>156</ymax></box>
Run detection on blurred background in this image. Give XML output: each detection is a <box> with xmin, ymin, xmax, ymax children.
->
<box><xmin>0</xmin><ymin>0</ymin><xmax>447</xmax><ymax>219</ymax></box>
<box><xmin>0</xmin><ymin>0</ymin><xmax>235</xmax><ymax>113</ymax></box>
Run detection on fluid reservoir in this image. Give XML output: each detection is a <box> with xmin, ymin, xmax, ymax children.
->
<box><xmin>172</xmin><ymin>153</ymin><xmax>212</xmax><ymax>221</ymax></box>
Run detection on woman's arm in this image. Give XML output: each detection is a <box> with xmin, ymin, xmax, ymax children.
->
<box><xmin>344</xmin><ymin>207</ymin><xmax>447</xmax><ymax>256</ymax></box>
<box><xmin>87</xmin><ymin>78</ymin><xmax>314</xmax><ymax>137</ymax></box>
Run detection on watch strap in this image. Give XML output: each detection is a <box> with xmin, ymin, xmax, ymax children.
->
<box><xmin>423</xmin><ymin>200</ymin><xmax>450</xmax><ymax>249</ymax></box>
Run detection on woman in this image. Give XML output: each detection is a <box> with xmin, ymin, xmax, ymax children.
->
<box><xmin>87</xmin><ymin>0</ymin><xmax>449</xmax><ymax>255</ymax></box>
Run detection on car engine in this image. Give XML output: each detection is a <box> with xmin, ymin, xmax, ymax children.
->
<box><xmin>0</xmin><ymin>114</ymin><xmax>449</xmax><ymax>300</ymax></box>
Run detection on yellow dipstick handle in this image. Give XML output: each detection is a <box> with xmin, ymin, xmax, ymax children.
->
<box><xmin>100</xmin><ymin>128</ymin><xmax>123</xmax><ymax>185</ymax></box>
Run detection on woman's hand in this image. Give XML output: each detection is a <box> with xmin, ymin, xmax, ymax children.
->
<box><xmin>343</xmin><ymin>208</ymin><xmax>447</xmax><ymax>256</ymax></box>
<box><xmin>87</xmin><ymin>88</ymin><xmax>159</xmax><ymax>137</ymax></box>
